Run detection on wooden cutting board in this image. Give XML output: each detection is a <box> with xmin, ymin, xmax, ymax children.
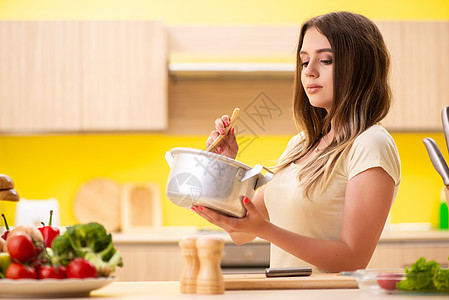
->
<box><xmin>120</xmin><ymin>182</ymin><xmax>162</xmax><ymax>232</ymax></box>
<box><xmin>224</xmin><ymin>273</ymin><xmax>358</xmax><ymax>290</ymax></box>
<box><xmin>73</xmin><ymin>178</ymin><xmax>121</xmax><ymax>232</ymax></box>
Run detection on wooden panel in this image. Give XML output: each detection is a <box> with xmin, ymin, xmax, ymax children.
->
<box><xmin>379</xmin><ymin>21</ymin><xmax>449</xmax><ymax>131</ymax></box>
<box><xmin>114</xmin><ymin>243</ymin><xmax>183</xmax><ymax>281</ymax></box>
<box><xmin>168</xmin><ymin>79</ymin><xmax>296</xmax><ymax>135</ymax></box>
<box><xmin>120</xmin><ymin>182</ymin><xmax>162</xmax><ymax>233</ymax></box>
<box><xmin>0</xmin><ymin>21</ymin><xmax>167</xmax><ymax>132</ymax></box>
<box><xmin>168</xmin><ymin>25</ymin><xmax>299</xmax><ymax>62</ymax></box>
<box><xmin>368</xmin><ymin>243</ymin><xmax>449</xmax><ymax>269</ymax></box>
<box><xmin>0</xmin><ymin>21</ymin><xmax>81</xmax><ymax>131</ymax></box>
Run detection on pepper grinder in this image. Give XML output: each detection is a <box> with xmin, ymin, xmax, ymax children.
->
<box><xmin>179</xmin><ymin>237</ymin><xmax>199</xmax><ymax>294</ymax></box>
<box><xmin>195</xmin><ymin>237</ymin><xmax>225</xmax><ymax>295</ymax></box>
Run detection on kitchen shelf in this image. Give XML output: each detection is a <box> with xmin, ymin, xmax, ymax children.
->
<box><xmin>168</xmin><ymin>62</ymin><xmax>295</xmax><ymax>79</ymax></box>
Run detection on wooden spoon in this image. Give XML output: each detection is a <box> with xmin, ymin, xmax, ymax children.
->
<box><xmin>0</xmin><ymin>174</ymin><xmax>14</xmax><ymax>190</ymax></box>
<box><xmin>206</xmin><ymin>108</ymin><xmax>240</xmax><ymax>152</ymax></box>
<box><xmin>0</xmin><ymin>189</ymin><xmax>20</xmax><ymax>201</ymax></box>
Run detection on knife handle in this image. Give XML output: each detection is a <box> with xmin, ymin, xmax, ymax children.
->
<box><xmin>265</xmin><ymin>267</ymin><xmax>312</xmax><ymax>277</ymax></box>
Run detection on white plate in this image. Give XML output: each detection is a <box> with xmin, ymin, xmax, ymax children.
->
<box><xmin>0</xmin><ymin>277</ymin><xmax>114</xmax><ymax>298</ymax></box>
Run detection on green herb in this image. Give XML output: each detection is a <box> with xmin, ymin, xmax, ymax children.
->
<box><xmin>397</xmin><ymin>257</ymin><xmax>449</xmax><ymax>292</ymax></box>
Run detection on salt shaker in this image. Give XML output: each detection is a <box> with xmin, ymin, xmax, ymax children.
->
<box><xmin>179</xmin><ymin>237</ymin><xmax>199</xmax><ymax>294</ymax></box>
<box><xmin>195</xmin><ymin>237</ymin><xmax>225</xmax><ymax>294</ymax></box>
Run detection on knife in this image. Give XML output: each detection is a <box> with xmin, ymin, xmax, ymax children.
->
<box><xmin>423</xmin><ymin>137</ymin><xmax>449</xmax><ymax>186</ymax></box>
<box><xmin>265</xmin><ymin>267</ymin><xmax>312</xmax><ymax>277</ymax></box>
<box><xmin>442</xmin><ymin>106</ymin><xmax>449</xmax><ymax>155</ymax></box>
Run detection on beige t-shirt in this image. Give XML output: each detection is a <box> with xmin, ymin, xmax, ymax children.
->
<box><xmin>264</xmin><ymin>125</ymin><xmax>401</xmax><ymax>273</ymax></box>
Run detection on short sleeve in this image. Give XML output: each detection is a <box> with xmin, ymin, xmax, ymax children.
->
<box><xmin>346</xmin><ymin>126</ymin><xmax>401</xmax><ymax>186</ymax></box>
<box><xmin>278</xmin><ymin>132</ymin><xmax>305</xmax><ymax>161</ymax></box>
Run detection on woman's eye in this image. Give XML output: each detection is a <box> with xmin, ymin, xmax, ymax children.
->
<box><xmin>301</xmin><ymin>61</ymin><xmax>309</xmax><ymax>67</ymax></box>
<box><xmin>320</xmin><ymin>59</ymin><xmax>332</xmax><ymax>65</ymax></box>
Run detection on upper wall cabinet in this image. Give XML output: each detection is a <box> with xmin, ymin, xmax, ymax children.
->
<box><xmin>0</xmin><ymin>21</ymin><xmax>167</xmax><ymax>133</ymax></box>
<box><xmin>378</xmin><ymin>21</ymin><xmax>449</xmax><ymax>131</ymax></box>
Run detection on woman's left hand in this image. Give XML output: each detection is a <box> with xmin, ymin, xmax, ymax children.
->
<box><xmin>192</xmin><ymin>196</ymin><xmax>269</xmax><ymax>237</ymax></box>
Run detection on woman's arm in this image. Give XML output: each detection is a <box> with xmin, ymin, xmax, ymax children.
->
<box><xmin>195</xmin><ymin>166</ymin><xmax>395</xmax><ymax>272</ymax></box>
<box><xmin>194</xmin><ymin>186</ymin><xmax>269</xmax><ymax>245</ymax></box>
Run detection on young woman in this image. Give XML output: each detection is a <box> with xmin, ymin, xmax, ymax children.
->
<box><xmin>193</xmin><ymin>11</ymin><xmax>401</xmax><ymax>273</ymax></box>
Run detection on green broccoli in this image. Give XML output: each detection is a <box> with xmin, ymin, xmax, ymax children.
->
<box><xmin>52</xmin><ymin>222</ymin><xmax>123</xmax><ymax>277</ymax></box>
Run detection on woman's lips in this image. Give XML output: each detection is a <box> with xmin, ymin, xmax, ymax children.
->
<box><xmin>306</xmin><ymin>84</ymin><xmax>323</xmax><ymax>94</ymax></box>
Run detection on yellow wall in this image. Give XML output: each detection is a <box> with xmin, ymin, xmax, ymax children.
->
<box><xmin>0</xmin><ymin>133</ymin><xmax>448</xmax><ymax>228</ymax></box>
<box><xmin>0</xmin><ymin>0</ymin><xmax>448</xmax><ymax>228</ymax></box>
<box><xmin>0</xmin><ymin>0</ymin><xmax>448</xmax><ymax>22</ymax></box>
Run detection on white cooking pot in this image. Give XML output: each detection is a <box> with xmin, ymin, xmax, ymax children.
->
<box><xmin>165</xmin><ymin>147</ymin><xmax>273</xmax><ymax>218</ymax></box>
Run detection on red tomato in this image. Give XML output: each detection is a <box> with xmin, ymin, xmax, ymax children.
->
<box><xmin>5</xmin><ymin>262</ymin><xmax>37</xmax><ymax>279</ymax></box>
<box><xmin>38</xmin><ymin>265</ymin><xmax>66</xmax><ymax>279</ymax></box>
<box><xmin>7</xmin><ymin>235</ymin><xmax>36</xmax><ymax>263</ymax></box>
<box><xmin>66</xmin><ymin>258</ymin><xmax>97</xmax><ymax>279</ymax></box>
<box><xmin>377</xmin><ymin>273</ymin><xmax>402</xmax><ymax>290</ymax></box>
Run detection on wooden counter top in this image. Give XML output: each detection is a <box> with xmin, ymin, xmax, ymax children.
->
<box><xmin>86</xmin><ymin>281</ymin><xmax>444</xmax><ymax>300</ymax></box>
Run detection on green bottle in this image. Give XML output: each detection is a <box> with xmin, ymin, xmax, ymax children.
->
<box><xmin>439</xmin><ymin>188</ymin><xmax>448</xmax><ymax>230</ymax></box>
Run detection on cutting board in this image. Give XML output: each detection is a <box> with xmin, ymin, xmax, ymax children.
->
<box><xmin>224</xmin><ymin>273</ymin><xmax>358</xmax><ymax>290</ymax></box>
<box><xmin>73</xmin><ymin>178</ymin><xmax>121</xmax><ymax>232</ymax></box>
<box><xmin>120</xmin><ymin>182</ymin><xmax>162</xmax><ymax>232</ymax></box>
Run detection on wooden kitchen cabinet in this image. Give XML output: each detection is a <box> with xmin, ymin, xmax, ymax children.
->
<box><xmin>368</xmin><ymin>243</ymin><xmax>449</xmax><ymax>269</ymax></box>
<box><xmin>112</xmin><ymin>230</ymin><xmax>449</xmax><ymax>281</ymax></box>
<box><xmin>114</xmin><ymin>243</ymin><xmax>183</xmax><ymax>281</ymax></box>
<box><xmin>0</xmin><ymin>21</ymin><xmax>167</xmax><ymax>132</ymax></box>
<box><xmin>368</xmin><ymin>231</ymin><xmax>449</xmax><ymax>269</ymax></box>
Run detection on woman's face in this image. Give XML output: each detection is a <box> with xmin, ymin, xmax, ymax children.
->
<box><xmin>300</xmin><ymin>27</ymin><xmax>334</xmax><ymax>111</ymax></box>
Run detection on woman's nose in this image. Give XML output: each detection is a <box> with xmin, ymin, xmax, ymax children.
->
<box><xmin>304</xmin><ymin>62</ymin><xmax>319</xmax><ymax>78</ymax></box>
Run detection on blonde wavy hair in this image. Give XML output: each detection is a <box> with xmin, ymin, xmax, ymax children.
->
<box><xmin>274</xmin><ymin>12</ymin><xmax>392</xmax><ymax>198</ymax></box>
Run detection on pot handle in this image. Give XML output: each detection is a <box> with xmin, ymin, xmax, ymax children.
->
<box><xmin>241</xmin><ymin>165</ymin><xmax>263</xmax><ymax>182</ymax></box>
<box><xmin>255</xmin><ymin>167</ymin><xmax>274</xmax><ymax>190</ymax></box>
<box><xmin>241</xmin><ymin>165</ymin><xmax>274</xmax><ymax>190</ymax></box>
<box><xmin>165</xmin><ymin>151</ymin><xmax>174</xmax><ymax>168</ymax></box>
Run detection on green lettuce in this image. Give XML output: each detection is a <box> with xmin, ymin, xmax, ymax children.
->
<box><xmin>397</xmin><ymin>257</ymin><xmax>449</xmax><ymax>292</ymax></box>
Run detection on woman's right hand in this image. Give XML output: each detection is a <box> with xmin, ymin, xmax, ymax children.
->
<box><xmin>206</xmin><ymin>114</ymin><xmax>239</xmax><ymax>159</ymax></box>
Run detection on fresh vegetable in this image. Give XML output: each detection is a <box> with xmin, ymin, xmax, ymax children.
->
<box><xmin>7</xmin><ymin>235</ymin><xmax>37</xmax><ymax>264</ymax></box>
<box><xmin>66</xmin><ymin>258</ymin><xmax>97</xmax><ymax>278</ymax></box>
<box><xmin>6</xmin><ymin>225</ymin><xmax>44</xmax><ymax>244</ymax></box>
<box><xmin>52</xmin><ymin>222</ymin><xmax>122</xmax><ymax>277</ymax></box>
<box><xmin>39</xmin><ymin>210</ymin><xmax>60</xmax><ymax>248</ymax></box>
<box><xmin>377</xmin><ymin>273</ymin><xmax>402</xmax><ymax>290</ymax></box>
<box><xmin>1</xmin><ymin>214</ymin><xmax>10</xmax><ymax>240</ymax></box>
<box><xmin>397</xmin><ymin>257</ymin><xmax>449</xmax><ymax>292</ymax></box>
<box><xmin>38</xmin><ymin>265</ymin><xmax>66</xmax><ymax>279</ymax></box>
<box><xmin>0</xmin><ymin>237</ymin><xmax>6</xmax><ymax>253</ymax></box>
<box><xmin>0</xmin><ymin>252</ymin><xmax>12</xmax><ymax>278</ymax></box>
<box><xmin>5</xmin><ymin>262</ymin><xmax>37</xmax><ymax>279</ymax></box>
<box><xmin>6</xmin><ymin>225</ymin><xmax>45</xmax><ymax>258</ymax></box>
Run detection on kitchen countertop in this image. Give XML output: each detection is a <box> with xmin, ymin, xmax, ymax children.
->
<box><xmin>80</xmin><ymin>281</ymin><xmax>449</xmax><ymax>299</ymax></box>
<box><xmin>111</xmin><ymin>227</ymin><xmax>449</xmax><ymax>244</ymax></box>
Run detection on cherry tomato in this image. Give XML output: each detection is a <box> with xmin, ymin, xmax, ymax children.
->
<box><xmin>7</xmin><ymin>235</ymin><xmax>36</xmax><ymax>264</ymax></box>
<box><xmin>38</xmin><ymin>265</ymin><xmax>66</xmax><ymax>279</ymax></box>
<box><xmin>377</xmin><ymin>273</ymin><xmax>402</xmax><ymax>290</ymax></box>
<box><xmin>66</xmin><ymin>258</ymin><xmax>97</xmax><ymax>279</ymax></box>
<box><xmin>5</xmin><ymin>262</ymin><xmax>37</xmax><ymax>279</ymax></box>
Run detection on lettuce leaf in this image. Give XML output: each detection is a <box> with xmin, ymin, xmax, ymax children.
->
<box><xmin>397</xmin><ymin>257</ymin><xmax>449</xmax><ymax>292</ymax></box>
